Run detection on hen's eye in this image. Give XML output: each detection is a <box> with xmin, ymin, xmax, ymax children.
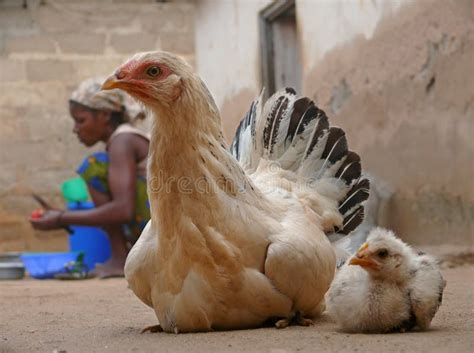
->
<box><xmin>146</xmin><ymin>66</ymin><xmax>160</xmax><ymax>77</ymax></box>
<box><xmin>377</xmin><ymin>249</ymin><xmax>389</xmax><ymax>258</ymax></box>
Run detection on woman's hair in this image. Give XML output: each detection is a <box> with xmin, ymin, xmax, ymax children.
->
<box><xmin>69</xmin><ymin>77</ymin><xmax>146</xmax><ymax>125</ymax></box>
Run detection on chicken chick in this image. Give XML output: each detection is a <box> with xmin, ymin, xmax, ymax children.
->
<box><xmin>326</xmin><ymin>227</ymin><xmax>446</xmax><ymax>333</ymax></box>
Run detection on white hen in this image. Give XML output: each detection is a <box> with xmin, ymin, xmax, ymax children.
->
<box><xmin>326</xmin><ymin>227</ymin><xmax>446</xmax><ymax>333</ymax></box>
<box><xmin>102</xmin><ymin>51</ymin><xmax>370</xmax><ymax>333</ymax></box>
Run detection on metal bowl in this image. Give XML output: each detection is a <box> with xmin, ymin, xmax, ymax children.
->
<box><xmin>0</xmin><ymin>262</ymin><xmax>25</xmax><ymax>280</ymax></box>
<box><xmin>0</xmin><ymin>252</ymin><xmax>22</xmax><ymax>263</ymax></box>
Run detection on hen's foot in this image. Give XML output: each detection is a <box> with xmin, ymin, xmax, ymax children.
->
<box><xmin>141</xmin><ymin>325</ymin><xmax>163</xmax><ymax>334</ymax></box>
<box><xmin>295</xmin><ymin>316</ymin><xmax>314</xmax><ymax>326</ymax></box>
<box><xmin>275</xmin><ymin>318</ymin><xmax>290</xmax><ymax>329</ymax></box>
<box><xmin>275</xmin><ymin>312</ymin><xmax>314</xmax><ymax>329</ymax></box>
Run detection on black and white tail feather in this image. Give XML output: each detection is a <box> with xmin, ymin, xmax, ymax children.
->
<box><xmin>231</xmin><ymin>88</ymin><xmax>370</xmax><ymax>262</ymax></box>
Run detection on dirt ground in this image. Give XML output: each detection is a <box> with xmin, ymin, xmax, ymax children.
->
<box><xmin>1</xmin><ymin>265</ymin><xmax>473</xmax><ymax>353</ymax></box>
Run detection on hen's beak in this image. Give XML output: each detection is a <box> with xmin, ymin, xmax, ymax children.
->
<box><xmin>102</xmin><ymin>67</ymin><xmax>131</xmax><ymax>90</ymax></box>
<box><xmin>349</xmin><ymin>242</ymin><xmax>378</xmax><ymax>269</ymax></box>
<box><xmin>101</xmin><ymin>74</ymin><xmax>121</xmax><ymax>91</ymax></box>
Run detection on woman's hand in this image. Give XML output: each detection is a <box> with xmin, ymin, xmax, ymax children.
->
<box><xmin>29</xmin><ymin>210</ymin><xmax>64</xmax><ymax>230</ymax></box>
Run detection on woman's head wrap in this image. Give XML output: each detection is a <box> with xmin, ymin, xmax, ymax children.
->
<box><xmin>69</xmin><ymin>77</ymin><xmax>145</xmax><ymax>123</ymax></box>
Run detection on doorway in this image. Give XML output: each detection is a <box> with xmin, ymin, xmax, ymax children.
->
<box><xmin>259</xmin><ymin>0</ymin><xmax>301</xmax><ymax>98</ymax></box>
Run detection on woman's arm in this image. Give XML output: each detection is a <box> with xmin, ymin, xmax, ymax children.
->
<box><xmin>31</xmin><ymin>134</ymin><xmax>140</xmax><ymax>230</ymax></box>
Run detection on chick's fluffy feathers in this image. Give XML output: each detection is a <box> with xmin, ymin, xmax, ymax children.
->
<box><xmin>326</xmin><ymin>228</ymin><xmax>446</xmax><ymax>333</ymax></box>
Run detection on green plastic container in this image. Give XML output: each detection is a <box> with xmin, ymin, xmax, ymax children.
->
<box><xmin>61</xmin><ymin>178</ymin><xmax>89</xmax><ymax>202</ymax></box>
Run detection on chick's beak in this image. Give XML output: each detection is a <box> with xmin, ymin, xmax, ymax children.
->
<box><xmin>349</xmin><ymin>256</ymin><xmax>377</xmax><ymax>269</ymax></box>
<box><xmin>349</xmin><ymin>243</ymin><xmax>378</xmax><ymax>269</ymax></box>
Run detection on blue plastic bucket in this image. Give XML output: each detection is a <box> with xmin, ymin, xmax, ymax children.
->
<box><xmin>67</xmin><ymin>201</ymin><xmax>111</xmax><ymax>270</ymax></box>
<box><xmin>21</xmin><ymin>252</ymin><xmax>79</xmax><ymax>279</ymax></box>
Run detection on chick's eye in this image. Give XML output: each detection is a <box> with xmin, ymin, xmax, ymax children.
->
<box><xmin>146</xmin><ymin>66</ymin><xmax>160</xmax><ymax>77</ymax></box>
<box><xmin>377</xmin><ymin>249</ymin><xmax>388</xmax><ymax>258</ymax></box>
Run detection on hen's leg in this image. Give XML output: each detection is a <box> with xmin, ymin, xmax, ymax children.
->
<box><xmin>294</xmin><ymin>312</ymin><xmax>314</xmax><ymax>326</ymax></box>
<box><xmin>275</xmin><ymin>312</ymin><xmax>314</xmax><ymax>329</ymax></box>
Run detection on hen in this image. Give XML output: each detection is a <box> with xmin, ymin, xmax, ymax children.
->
<box><xmin>102</xmin><ymin>51</ymin><xmax>370</xmax><ymax>333</ymax></box>
<box><xmin>326</xmin><ymin>227</ymin><xmax>446</xmax><ymax>333</ymax></box>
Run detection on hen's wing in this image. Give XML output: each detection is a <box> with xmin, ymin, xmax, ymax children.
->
<box><xmin>264</xmin><ymin>226</ymin><xmax>336</xmax><ymax>318</ymax></box>
<box><xmin>408</xmin><ymin>254</ymin><xmax>446</xmax><ymax>330</ymax></box>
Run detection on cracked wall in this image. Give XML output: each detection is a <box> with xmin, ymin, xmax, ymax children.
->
<box><xmin>301</xmin><ymin>0</ymin><xmax>473</xmax><ymax>245</ymax></box>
